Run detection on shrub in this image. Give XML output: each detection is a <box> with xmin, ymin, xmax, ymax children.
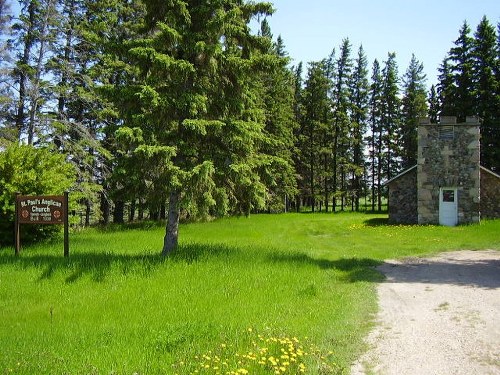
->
<box><xmin>0</xmin><ymin>143</ymin><xmax>76</xmax><ymax>247</ymax></box>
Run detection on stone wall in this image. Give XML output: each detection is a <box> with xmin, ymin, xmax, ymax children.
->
<box><xmin>388</xmin><ymin>167</ymin><xmax>418</xmax><ymax>224</ymax></box>
<box><xmin>480</xmin><ymin>167</ymin><xmax>500</xmax><ymax>219</ymax></box>
<box><xmin>417</xmin><ymin>116</ymin><xmax>481</xmax><ymax>225</ymax></box>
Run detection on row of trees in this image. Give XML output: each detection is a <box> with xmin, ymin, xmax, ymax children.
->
<box><xmin>292</xmin><ymin>16</ymin><xmax>500</xmax><ymax>213</ymax></box>
<box><xmin>0</xmin><ymin>1</ymin><xmax>499</xmax><ymax>250</ymax></box>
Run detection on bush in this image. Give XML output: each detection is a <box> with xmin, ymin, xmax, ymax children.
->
<box><xmin>0</xmin><ymin>144</ymin><xmax>76</xmax><ymax>247</ymax></box>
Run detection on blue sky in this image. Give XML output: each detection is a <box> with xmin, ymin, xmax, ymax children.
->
<box><xmin>263</xmin><ymin>0</ymin><xmax>499</xmax><ymax>87</ymax></box>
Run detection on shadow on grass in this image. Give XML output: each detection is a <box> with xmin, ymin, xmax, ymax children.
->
<box><xmin>363</xmin><ymin>217</ymin><xmax>390</xmax><ymax>226</ymax></box>
<box><xmin>268</xmin><ymin>253</ymin><xmax>384</xmax><ymax>283</ymax></box>
<box><xmin>0</xmin><ymin>243</ymin><xmax>237</xmax><ymax>283</ymax></box>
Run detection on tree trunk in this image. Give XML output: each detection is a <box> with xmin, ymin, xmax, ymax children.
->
<box><xmin>100</xmin><ymin>192</ymin><xmax>110</xmax><ymax>224</ymax></box>
<box><xmin>129</xmin><ymin>199</ymin><xmax>136</xmax><ymax>222</ymax></box>
<box><xmin>138</xmin><ymin>198</ymin><xmax>144</xmax><ymax>220</ymax></box>
<box><xmin>162</xmin><ymin>190</ymin><xmax>180</xmax><ymax>255</ymax></box>
<box><xmin>85</xmin><ymin>199</ymin><xmax>91</xmax><ymax>226</ymax></box>
<box><xmin>113</xmin><ymin>200</ymin><xmax>124</xmax><ymax>223</ymax></box>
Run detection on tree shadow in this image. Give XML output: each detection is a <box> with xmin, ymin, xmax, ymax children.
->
<box><xmin>0</xmin><ymin>243</ymin><xmax>238</xmax><ymax>283</ymax></box>
<box><xmin>377</xmin><ymin>253</ymin><xmax>500</xmax><ymax>289</ymax></box>
<box><xmin>267</xmin><ymin>252</ymin><xmax>385</xmax><ymax>283</ymax></box>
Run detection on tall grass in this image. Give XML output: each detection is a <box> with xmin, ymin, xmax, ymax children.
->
<box><xmin>1</xmin><ymin>213</ymin><xmax>498</xmax><ymax>374</ymax></box>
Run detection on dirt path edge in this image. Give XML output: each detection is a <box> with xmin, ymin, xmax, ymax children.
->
<box><xmin>351</xmin><ymin>250</ymin><xmax>500</xmax><ymax>375</ymax></box>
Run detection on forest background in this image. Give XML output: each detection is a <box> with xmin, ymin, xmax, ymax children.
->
<box><xmin>0</xmin><ymin>0</ymin><xmax>499</xmax><ymax>250</ymax></box>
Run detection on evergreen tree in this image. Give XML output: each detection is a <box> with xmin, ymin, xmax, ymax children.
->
<box><xmin>331</xmin><ymin>38</ymin><xmax>352</xmax><ymax>211</ymax></box>
<box><xmin>381</xmin><ymin>52</ymin><xmax>401</xmax><ymax>180</ymax></box>
<box><xmin>88</xmin><ymin>0</ymin><xmax>148</xmax><ymax>224</ymax></box>
<box><xmin>448</xmin><ymin>21</ymin><xmax>475</xmax><ymax>122</ymax></box>
<box><xmin>349</xmin><ymin>45</ymin><xmax>369</xmax><ymax>211</ymax></box>
<box><xmin>0</xmin><ymin>0</ymin><xmax>13</xmax><ymax>143</ymax></box>
<box><xmin>291</xmin><ymin>61</ymin><xmax>304</xmax><ymax>210</ymax></box>
<box><xmin>437</xmin><ymin>57</ymin><xmax>456</xmax><ymax>116</ymax></box>
<box><xmin>428</xmin><ymin>84</ymin><xmax>439</xmax><ymax>123</ymax></box>
<box><xmin>401</xmin><ymin>54</ymin><xmax>427</xmax><ymax>169</ymax></box>
<box><xmin>257</xmin><ymin>20</ymin><xmax>297</xmax><ymax>212</ymax></box>
<box><xmin>472</xmin><ymin>16</ymin><xmax>499</xmax><ymax>171</ymax></box>
<box><xmin>368</xmin><ymin>59</ymin><xmax>384</xmax><ymax>211</ymax></box>
<box><xmin>109</xmin><ymin>1</ymin><xmax>277</xmax><ymax>253</ymax></box>
<box><xmin>300</xmin><ymin>60</ymin><xmax>331</xmax><ymax>212</ymax></box>
<box><xmin>11</xmin><ymin>0</ymin><xmax>60</xmax><ymax>144</ymax></box>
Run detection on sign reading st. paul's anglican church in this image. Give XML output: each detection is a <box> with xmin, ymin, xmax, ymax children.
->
<box><xmin>15</xmin><ymin>193</ymin><xmax>69</xmax><ymax>256</ymax></box>
<box><xmin>17</xmin><ymin>195</ymin><xmax>66</xmax><ymax>224</ymax></box>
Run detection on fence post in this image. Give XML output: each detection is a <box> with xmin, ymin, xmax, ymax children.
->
<box><xmin>14</xmin><ymin>192</ymin><xmax>20</xmax><ymax>256</ymax></box>
<box><xmin>64</xmin><ymin>191</ymin><xmax>69</xmax><ymax>257</ymax></box>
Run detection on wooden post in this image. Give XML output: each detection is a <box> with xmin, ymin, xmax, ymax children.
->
<box><xmin>14</xmin><ymin>192</ymin><xmax>20</xmax><ymax>256</ymax></box>
<box><xmin>64</xmin><ymin>191</ymin><xmax>69</xmax><ymax>257</ymax></box>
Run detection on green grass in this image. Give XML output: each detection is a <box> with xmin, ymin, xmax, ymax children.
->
<box><xmin>0</xmin><ymin>213</ymin><xmax>499</xmax><ymax>374</ymax></box>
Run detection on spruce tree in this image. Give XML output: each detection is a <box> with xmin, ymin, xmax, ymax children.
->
<box><xmin>428</xmin><ymin>84</ymin><xmax>440</xmax><ymax>123</ymax></box>
<box><xmin>401</xmin><ymin>54</ymin><xmax>427</xmax><ymax>169</ymax></box>
<box><xmin>349</xmin><ymin>45</ymin><xmax>369</xmax><ymax>211</ymax></box>
<box><xmin>381</xmin><ymin>52</ymin><xmax>400</xmax><ymax>180</ymax></box>
<box><xmin>448</xmin><ymin>21</ymin><xmax>475</xmax><ymax>122</ymax></box>
<box><xmin>257</xmin><ymin>20</ymin><xmax>297</xmax><ymax>212</ymax></box>
<box><xmin>11</xmin><ymin>0</ymin><xmax>60</xmax><ymax>145</ymax></box>
<box><xmin>108</xmin><ymin>1</ymin><xmax>277</xmax><ymax>253</ymax></box>
<box><xmin>472</xmin><ymin>16</ymin><xmax>499</xmax><ymax>171</ymax></box>
<box><xmin>0</xmin><ymin>0</ymin><xmax>13</xmax><ymax>142</ymax></box>
<box><xmin>291</xmin><ymin>62</ymin><xmax>305</xmax><ymax>211</ymax></box>
<box><xmin>368</xmin><ymin>59</ymin><xmax>383</xmax><ymax>211</ymax></box>
<box><xmin>437</xmin><ymin>57</ymin><xmax>456</xmax><ymax>116</ymax></box>
<box><xmin>301</xmin><ymin>60</ymin><xmax>331</xmax><ymax>212</ymax></box>
<box><xmin>331</xmin><ymin>38</ymin><xmax>352</xmax><ymax>211</ymax></box>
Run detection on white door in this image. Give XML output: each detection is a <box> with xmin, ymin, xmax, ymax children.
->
<box><xmin>439</xmin><ymin>188</ymin><xmax>458</xmax><ymax>226</ymax></box>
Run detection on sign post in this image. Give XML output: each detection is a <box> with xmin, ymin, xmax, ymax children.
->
<box><xmin>15</xmin><ymin>193</ymin><xmax>69</xmax><ymax>257</ymax></box>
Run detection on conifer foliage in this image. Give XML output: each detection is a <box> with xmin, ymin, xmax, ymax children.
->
<box><xmin>1</xmin><ymin>3</ymin><xmax>499</xmax><ymax>251</ymax></box>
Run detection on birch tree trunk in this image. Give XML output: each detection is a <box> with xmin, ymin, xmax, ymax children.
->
<box><xmin>162</xmin><ymin>190</ymin><xmax>180</xmax><ymax>255</ymax></box>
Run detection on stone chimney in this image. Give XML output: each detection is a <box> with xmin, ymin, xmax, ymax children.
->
<box><xmin>417</xmin><ymin>116</ymin><xmax>481</xmax><ymax>224</ymax></box>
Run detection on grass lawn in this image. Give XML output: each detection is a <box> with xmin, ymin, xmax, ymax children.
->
<box><xmin>1</xmin><ymin>213</ymin><xmax>499</xmax><ymax>374</ymax></box>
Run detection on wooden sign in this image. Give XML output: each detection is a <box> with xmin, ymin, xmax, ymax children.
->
<box><xmin>17</xmin><ymin>195</ymin><xmax>66</xmax><ymax>224</ymax></box>
<box><xmin>15</xmin><ymin>192</ymin><xmax>69</xmax><ymax>257</ymax></box>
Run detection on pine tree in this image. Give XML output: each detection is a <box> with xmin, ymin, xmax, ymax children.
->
<box><xmin>368</xmin><ymin>59</ymin><xmax>383</xmax><ymax>211</ymax></box>
<box><xmin>428</xmin><ymin>84</ymin><xmax>439</xmax><ymax>123</ymax></box>
<box><xmin>11</xmin><ymin>0</ymin><xmax>60</xmax><ymax>144</ymax></box>
<box><xmin>401</xmin><ymin>54</ymin><xmax>427</xmax><ymax>169</ymax></box>
<box><xmin>291</xmin><ymin>61</ymin><xmax>304</xmax><ymax>211</ymax></box>
<box><xmin>331</xmin><ymin>38</ymin><xmax>352</xmax><ymax>211</ymax></box>
<box><xmin>472</xmin><ymin>16</ymin><xmax>499</xmax><ymax>171</ymax></box>
<box><xmin>381</xmin><ymin>52</ymin><xmax>400</xmax><ymax>181</ymax></box>
<box><xmin>257</xmin><ymin>20</ymin><xmax>297</xmax><ymax>212</ymax></box>
<box><xmin>0</xmin><ymin>0</ymin><xmax>13</xmax><ymax>143</ymax></box>
<box><xmin>448</xmin><ymin>21</ymin><xmax>475</xmax><ymax>122</ymax></box>
<box><xmin>301</xmin><ymin>60</ymin><xmax>331</xmax><ymax>212</ymax></box>
<box><xmin>349</xmin><ymin>45</ymin><xmax>369</xmax><ymax>211</ymax></box>
<box><xmin>87</xmin><ymin>0</ymin><xmax>148</xmax><ymax>224</ymax></box>
<box><xmin>437</xmin><ymin>57</ymin><xmax>456</xmax><ymax>116</ymax></box>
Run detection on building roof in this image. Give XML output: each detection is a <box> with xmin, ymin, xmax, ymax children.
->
<box><xmin>480</xmin><ymin>166</ymin><xmax>500</xmax><ymax>179</ymax></box>
<box><xmin>384</xmin><ymin>165</ymin><xmax>417</xmax><ymax>186</ymax></box>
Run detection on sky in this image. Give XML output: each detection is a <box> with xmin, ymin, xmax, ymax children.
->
<box><xmin>262</xmin><ymin>0</ymin><xmax>500</xmax><ymax>87</ymax></box>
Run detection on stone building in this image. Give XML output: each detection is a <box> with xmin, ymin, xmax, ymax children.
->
<box><xmin>387</xmin><ymin>116</ymin><xmax>500</xmax><ymax>226</ymax></box>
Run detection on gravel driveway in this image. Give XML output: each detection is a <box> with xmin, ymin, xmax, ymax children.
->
<box><xmin>351</xmin><ymin>250</ymin><xmax>500</xmax><ymax>375</ymax></box>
